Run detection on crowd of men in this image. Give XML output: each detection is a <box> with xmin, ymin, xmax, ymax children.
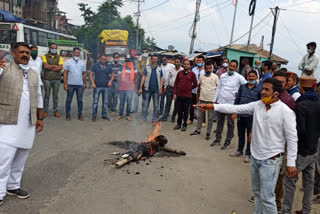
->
<box><xmin>0</xmin><ymin>40</ymin><xmax>320</xmax><ymax>214</ymax></box>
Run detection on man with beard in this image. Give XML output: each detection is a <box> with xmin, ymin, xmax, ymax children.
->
<box><xmin>0</xmin><ymin>42</ymin><xmax>44</xmax><ymax>205</ymax></box>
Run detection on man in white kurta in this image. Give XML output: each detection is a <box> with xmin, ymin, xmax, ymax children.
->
<box><xmin>28</xmin><ymin>45</ymin><xmax>43</xmax><ymax>87</ymax></box>
<box><xmin>0</xmin><ymin>43</ymin><xmax>43</xmax><ymax>205</ymax></box>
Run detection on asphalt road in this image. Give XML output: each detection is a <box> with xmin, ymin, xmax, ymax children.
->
<box><xmin>0</xmin><ymin>87</ymin><xmax>319</xmax><ymax>214</ymax></box>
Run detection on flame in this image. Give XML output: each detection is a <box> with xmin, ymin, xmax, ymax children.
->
<box><xmin>144</xmin><ymin>122</ymin><xmax>161</xmax><ymax>143</ymax></box>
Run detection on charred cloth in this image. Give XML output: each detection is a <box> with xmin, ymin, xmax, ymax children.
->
<box><xmin>109</xmin><ymin>135</ymin><xmax>186</xmax><ymax>168</ymax></box>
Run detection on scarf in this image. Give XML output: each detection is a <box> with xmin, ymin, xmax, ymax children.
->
<box><xmin>121</xmin><ymin>62</ymin><xmax>134</xmax><ymax>83</ymax></box>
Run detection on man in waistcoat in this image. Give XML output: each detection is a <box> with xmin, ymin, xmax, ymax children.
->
<box><xmin>42</xmin><ymin>42</ymin><xmax>63</xmax><ymax>118</ymax></box>
<box><xmin>286</xmin><ymin>71</ymin><xmax>301</xmax><ymax>101</ymax></box>
<box><xmin>0</xmin><ymin>42</ymin><xmax>43</xmax><ymax>205</ymax></box>
<box><xmin>139</xmin><ymin>55</ymin><xmax>163</xmax><ymax>124</ymax></box>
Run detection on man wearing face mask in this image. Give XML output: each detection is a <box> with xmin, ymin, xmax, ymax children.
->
<box><xmin>63</xmin><ymin>48</ymin><xmax>86</xmax><ymax>121</ymax></box>
<box><xmin>159</xmin><ymin>56</ymin><xmax>175</xmax><ymax>115</ymax></box>
<box><xmin>230</xmin><ymin>70</ymin><xmax>261</xmax><ymax>163</ymax></box>
<box><xmin>0</xmin><ymin>42</ymin><xmax>43</xmax><ymax>205</ymax></box>
<box><xmin>160</xmin><ymin>58</ymin><xmax>183</xmax><ymax>122</ymax></box>
<box><xmin>190</xmin><ymin>63</ymin><xmax>219</xmax><ymax>140</ymax></box>
<box><xmin>28</xmin><ymin>45</ymin><xmax>43</xmax><ymax>88</ymax></box>
<box><xmin>188</xmin><ymin>55</ymin><xmax>205</xmax><ymax>125</ymax></box>
<box><xmin>195</xmin><ymin>78</ymin><xmax>298</xmax><ymax>214</ymax></box>
<box><xmin>241</xmin><ymin>58</ymin><xmax>251</xmax><ymax>79</ymax></box>
<box><xmin>212</xmin><ymin>60</ymin><xmax>247</xmax><ymax>150</ymax></box>
<box><xmin>299</xmin><ymin>42</ymin><xmax>319</xmax><ymax>77</ymax></box>
<box><xmin>42</xmin><ymin>43</ymin><xmax>63</xmax><ymax>118</ymax></box>
<box><xmin>216</xmin><ymin>58</ymin><xmax>229</xmax><ymax>78</ymax></box>
<box><xmin>108</xmin><ymin>52</ymin><xmax>122</xmax><ymax>112</ymax></box>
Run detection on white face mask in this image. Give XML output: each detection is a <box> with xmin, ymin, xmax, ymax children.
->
<box><xmin>222</xmin><ymin>62</ymin><xmax>228</xmax><ymax>68</ymax></box>
<box><xmin>19</xmin><ymin>64</ymin><xmax>30</xmax><ymax>71</ymax></box>
<box><xmin>73</xmin><ymin>56</ymin><xmax>80</xmax><ymax>61</ymax></box>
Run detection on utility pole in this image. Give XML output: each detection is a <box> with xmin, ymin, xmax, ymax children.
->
<box><xmin>133</xmin><ymin>0</ymin><xmax>144</xmax><ymax>54</ymax></box>
<box><xmin>246</xmin><ymin>0</ymin><xmax>257</xmax><ymax>51</ymax></box>
<box><xmin>189</xmin><ymin>0</ymin><xmax>201</xmax><ymax>55</ymax></box>
<box><xmin>269</xmin><ymin>6</ymin><xmax>284</xmax><ymax>60</ymax></box>
<box><xmin>229</xmin><ymin>0</ymin><xmax>238</xmax><ymax>48</ymax></box>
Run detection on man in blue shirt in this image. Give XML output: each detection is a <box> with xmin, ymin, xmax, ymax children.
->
<box><xmin>89</xmin><ymin>54</ymin><xmax>114</xmax><ymax>121</ymax></box>
<box><xmin>63</xmin><ymin>47</ymin><xmax>86</xmax><ymax>121</ymax></box>
<box><xmin>259</xmin><ymin>60</ymin><xmax>272</xmax><ymax>87</ymax></box>
<box><xmin>139</xmin><ymin>55</ymin><xmax>163</xmax><ymax>124</ymax></box>
<box><xmin>230</xmin><ymin>70</ymin><xmax>261</xmax><ymax>163</ymax></box>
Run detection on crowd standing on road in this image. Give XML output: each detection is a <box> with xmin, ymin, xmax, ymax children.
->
<box><xmin>0</xmin><ymin>40</ymin><xmax>320</xmax><ymax>214</ymax></box>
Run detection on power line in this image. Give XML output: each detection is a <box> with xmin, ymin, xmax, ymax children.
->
<box><xmin>283</xmin><ymin>0</ymin><xmax>313</xmax><ymax>8</ymax></box>
<box><xmin>146</xmin><ymin>0</ymin><xmax>230</xmax><ymax>30</ymax></box>
<box><xmin>141</xmin><ymin>0</ymin><xmax>170</xmax><ymax>12</ymax></box>
<box><xmin>284</xmin><ymin>9</ymin><xmax>320</xmax><ymax>14</ymax></box>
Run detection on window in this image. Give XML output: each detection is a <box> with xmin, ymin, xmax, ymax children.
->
<box><xmin>31</xmin><ymin>31</ymin><xmax>38</xmax><ymax>45</ymax></box>
<box><xmin>24</xmin><ymin>28</ymin><xmax>31</xmax><ymax>44</ymax></box>
<box><xmin>0</xmin><ymin>30</ymin><xmax>17</xmax><ymax>43</ymax></box>
<box><xmin>38</xmin><ymin>31</ymin><xmax>47</xmax><ymax>46</ymax></box>
<box><xmin>48</xmin><ymin>33</ymin><xmax>55</xmax><ymax>39</ymax></box>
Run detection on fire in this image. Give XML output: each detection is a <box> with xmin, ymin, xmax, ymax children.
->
<box><xmin>144</xmin><ymin>122</ymin><xmax>161</xmax><ymax>143</ymax></box>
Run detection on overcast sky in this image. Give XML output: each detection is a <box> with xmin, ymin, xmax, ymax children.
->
<box><xmin>58</xmin><ymin>0</ymin><xmax>320</xmax><ymax>77</ymax></box>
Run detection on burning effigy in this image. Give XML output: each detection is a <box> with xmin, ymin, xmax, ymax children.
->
<box><xmin>109</xmin><ymin>123</ymin><xmax>186</xmax><ymax>168</ymax></box>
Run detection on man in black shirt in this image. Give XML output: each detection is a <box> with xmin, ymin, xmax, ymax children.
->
<box><xmin>282</xmin><ymin>76</ymin><xmax>320</xmax><ymax>214</ymax></box>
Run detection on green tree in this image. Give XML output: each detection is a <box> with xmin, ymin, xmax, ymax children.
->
<box><xmin>72</xmin><ymin>0</ymin><xmax>154</xmax><ymax>57</ymax></box>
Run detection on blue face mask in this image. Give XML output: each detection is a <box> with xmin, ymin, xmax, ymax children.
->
<box><xmin>253</xmin><ymin>65</ymin><xmax>260</xmax><ymax>68</ymax></box>
<box><xmin>248</xmin><ymin>80</ymin><xmax>257</xmax><ymax>85</ymax></box>
<box><xmin>307</xmin><ymin>49</ymin><xmax>313</xmax><ymax>54</ymax></box>
<box><xmin>196</xmin><ymin>63</ymin><xmax>203</xmax><ymax>67</ymax></box>
<box><xmin>50</xmin><ymin>49</ymin><xmax>57</xmax><ymax>54</ymax></box>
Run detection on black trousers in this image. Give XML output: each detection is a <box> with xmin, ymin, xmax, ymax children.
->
<box><xmin>189</xmin><ymin>93</ymin><xmax>197</xmax><ymax>122</ymax></box>
<box><xmin>176</xmin><ymin>96</ymin><xmax>192</xmax><ymax>127</ymax></box>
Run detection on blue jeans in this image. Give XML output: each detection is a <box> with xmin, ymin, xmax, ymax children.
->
<box><xmin>43</xmin><ymin>79</ymin><xmax>60</xmax><ymax>113</ymax></box>
<box><xmin>142</xmin><ymin>91</ymin><xmax>159</xmax><ymax>121</ymax></box>
<box><xmin>92</xmin><ymin>88</ymin><xmax>108</xmax><ymax>118</ymax></box>
<box><xmin>65</xmin><ymin>85</ymin><xmax>84</xmax><ymax>116</ymax></box>
<box><xmin>119</xmin><ymin>90</ymin><xmax>134</xmax><ymax>117</ymax></box>
<box><xmin>159</xmin><ymin>86</ymin><xmax>166</xmax><ymax>114</ymax></box>
<box><xmin>251</xmin><ymin>156</ymin><xmax>282</xmax><ymax>214</ymax></box>
<box><xmin>108</xmin><ymin>81</ymin><xmax>119</xmax><ymax>111</ymax></box>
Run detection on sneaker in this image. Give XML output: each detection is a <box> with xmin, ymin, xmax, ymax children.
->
<box><xmin>7</xmin><ymin>188</ymin><xmax>30</xmax><ymax>199</ymax></box>
<box><xmin>181</xmin><ymin>126</ymin><xmax>187</xmax><ymax>132</ymax></box>
<box><xmin>66</xmin><ymin>115</ymin><xmax>71</xmax><ymax>121</ymax></box>
<box><xmin>201</xmin><ymin>123</ymin><xmax>206</xmax><ymax>127</ymax></box>
<box><xmin>126</xmin><ymin>116</ymin><xmax>132</xmax><ymax>121</ymax></box>
<box><xmin>230</xmin><ymin>151</ymin><xmax>243</xmax><ymax>157</ymax></box>
<box><xmin>116</xmin><ymin>116</ymin><xmax>123</xmax><ymax>120</ymax></box>
<box><xmin>190</xmin><ymin>130</ymin><xmax>200</xmax><ymax>136</ymax></box>
<box><xmin>187</xmin><ymin>120</ymin><xmax>193</xmax><ymax>125</ymax></box>
<box><xmin>295</xmin><ymin>211</ymin><xmax>303</xmax><ymax>214</ymax></box>
<box><xmin>78</xmin><ymin>114</ymin><xmax>84</xmax><ymax>121</ymax></box>
<box><xmin>102</xmin><ymin>116</ymin><xmax>110</xmax><ymax>121</ymax></box>
<box><xmin>312</xmin><ymin>196</ymin><xmax>320</xmax><ymax>204</ymax></box>
<box><xmin>244</xmin><ymin>155</ymin><xmax>251</xmax><ymax>163</ymax></box>
<box><xmin>160</xmin><ymin>117</ymin><xmax>167</xmax><ymax>122</ymax></box>
<box><xmin>54</xmin><ymin>112</ymin><xmax>60</xmax><ymax>118</ymax></box>
<box><xmin>92</xmin><ymin>117</ymin><xmax>97</xmax><ymax>122</ymax></box>
<box><xmin>221</xmin><ymin>142</ymin><xmax>231</xmax><ymax>150</ymax></box>
<box><xmin>210</xmin><ymin>140</ymin><xmax>220</xmax><ymax>147</ymax></box>
<box><xmin>205</xmin><ymin>134</ymin><xmax>211</xmax><ymax>140</ymax></box>
<box><xmin>248</xmin><ymin>196</ymin><xmax>255</xmax><ymax>203</ymax></box>
<box><xmin>173</xmin><ymin>125</ymin><xmax>181</xmax><ymax>130</ymax></box>
<box><xmin>43</xmin><ymin>112</ymin><xmax>48</xmax><ymax>118</ymax></box>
